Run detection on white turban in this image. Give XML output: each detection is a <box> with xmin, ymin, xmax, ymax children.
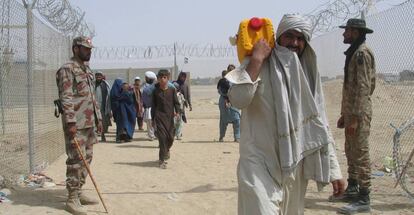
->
<box><xmin>144</xmin><ymin>71</ymin><xmax>156</xmax><ymax>80</ymax></box>
<box><xmin>276</xmin><ymin>14</ymin><xmax>312</xmax><ymax>42</ymax></box>
<box><xmin>276</xmin><ymin>14</ymin><xmax>316</xmax><ymax>92</ymax></box>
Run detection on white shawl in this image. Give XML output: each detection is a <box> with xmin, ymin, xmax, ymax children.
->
<box><xmin>227</xmin><ymin>14</ymin><xmax>335</xmax><ymax>185</ymax></box>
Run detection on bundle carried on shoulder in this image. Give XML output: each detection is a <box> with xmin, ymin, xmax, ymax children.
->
<box><xmin>231</xmin><ymin>17</ymin><xmax>275</xmax><ymax>63</ymax></box>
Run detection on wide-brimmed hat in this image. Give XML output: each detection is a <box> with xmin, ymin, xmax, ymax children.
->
<box><xmin>339</xmin><ymin>18</ymin><xmax>373</xmax><ymax>34</ymax></box>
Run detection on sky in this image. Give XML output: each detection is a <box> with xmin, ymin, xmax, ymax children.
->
<box><xmin>71</xmin><ymin>0</ymin><xmax>325</xmax><ymax>46</ymax></box>
<box><xmin>69</xmin><ymin>0</ymin><xmax>406</xmax><ymax>78</ymax></box>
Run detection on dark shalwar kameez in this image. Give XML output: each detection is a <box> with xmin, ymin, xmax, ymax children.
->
<box><xmin>151</xmin><ymin>84</ymin><xmax>181</xmax><ymax>161</ymax></box>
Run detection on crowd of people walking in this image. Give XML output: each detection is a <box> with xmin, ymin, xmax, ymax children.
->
<box><xmin>57</xmin><ymin>14</ymin><xmax>377</xmax><ymax>213</ymax></box>
<box><xmin>91</xmin><ymin>69</ymin><xmax>194</xmax><ymax>170</ymax></box>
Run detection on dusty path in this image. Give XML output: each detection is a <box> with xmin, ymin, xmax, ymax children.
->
<box><xmin>0</xmin><ymin>85</ymin><xmax>413</xmax><ymax>215</ymax></box>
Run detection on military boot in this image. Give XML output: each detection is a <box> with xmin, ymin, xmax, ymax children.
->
<box><xmin>79</xmin><ymin>190</ymin><xmax>98</xmax><ymax>205</ymax></box>
<box><xmin>337</xmin><ymin>187</ymin><xmax>371</xmax><ymax>214</ymax></box>
<box><xmin>329</xmin><ymin>178</ymin><xmax>359</xmax><ymax>202</ymax></box>
<box><xmin>66</xmin><ymin>190</ymin><xmax>88</xmax><ymax>215</ymax></box>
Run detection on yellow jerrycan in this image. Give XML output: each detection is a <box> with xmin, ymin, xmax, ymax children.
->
<box><xmin>236</xmin><ymin>17</ymin><xmax>275</xmax><ymax>63</ymax></box>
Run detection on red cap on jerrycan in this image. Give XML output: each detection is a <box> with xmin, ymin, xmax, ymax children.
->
<box><xmin>235</xmin><ymin>17</ymin><xmax>275</xmax><ymax>62</ymax></box>
<box><xmin>248</xmin><ymin>17</ymin><xmax>264</xmax><ymax>31</ymax></box>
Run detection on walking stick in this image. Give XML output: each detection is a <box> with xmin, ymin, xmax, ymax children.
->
<box><xmin>73</xmin><ymin>138</ymin><xmax>109</xmax><ymax>213</ymax></box>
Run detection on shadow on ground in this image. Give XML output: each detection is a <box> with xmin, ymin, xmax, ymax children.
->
<box><xmin>101</xmin><ymin>137</ymin><xmax>151</xmax><ymax>144</ymax></box>
<box><xmin>305</xmin><ymin>194</ymin><xmax>414</xmax><ymax>213</ymax></box>
<box><xmin>114</xmin><ymin>160</ymin><xmax>160</xmax><ymax>168</ymax></box>
<box><xmin>116</xmin><ymin>144</ymin><xmax>158</xmax><ymax>149</ymax></box>
<box><xmin>181</xmin><ymin>140</ymin><xmax>218</xmax><ymax>144</ymax></box>
<box><xmin>102</xmin><ymin>183</ymin><xmax>237</xmax><ymax>195</ymax></box>
<box><xmin>304</xmin><ymin>197</ymin><xmax>340</xmax><ymax>212</ymax></box>
<box><xmin>7</xmin><ymin>187</ymin><xmax>67</xmax><ymax>211</ymax></box>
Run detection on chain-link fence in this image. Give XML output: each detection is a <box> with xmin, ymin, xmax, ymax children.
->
<box><xmin>1</xmin><ymin>0</ymin><xmax>413</xmax><ymax>204</ymax></box>
<box><xmin>0</xmin><ymin>0</ymin><xmax>71</xmax><ymax>183</ymax></box>
<box><xmin>0</xmin><ymin>0</ymin><xmax>189</xmax><ymax>185</ymax></box>
<box><xmin>312</xmin><ymin>0</ymin><xmax>414</xmax><ymax>200</ymax></box>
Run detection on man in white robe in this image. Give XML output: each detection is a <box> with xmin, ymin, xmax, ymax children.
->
<box><xmin>226</xmin><ymin>14</ymin><xmax>345</xmax><ymax>215</ymax></box>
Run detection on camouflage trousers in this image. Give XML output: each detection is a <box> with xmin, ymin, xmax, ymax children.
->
<box><xmin>344</xmin><ymin>114</ymin><xmax>372</xmax><ymax>190</ymax></box>
<box><xmin>63</xmin><ymin>126</ymin><xmax>96</xmax><ymax>192</ymax></box>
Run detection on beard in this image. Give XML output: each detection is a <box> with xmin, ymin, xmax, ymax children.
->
<box><xmin>286</xmin><ymin>45</ymin><xmax>304</xmax><ymax>56</ymax></box>
<box><xmin>343</xmin><ymin>37</ymin><xmax>352</xmax><ymax>44</ymax></box>
<box><xmin>79</xmin><ymin>52</ymin><xmax>91</xmax><ymax>62</ymax></box>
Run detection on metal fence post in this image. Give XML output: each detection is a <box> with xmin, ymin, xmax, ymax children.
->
<box><xmin>24</xmin><ymin>0</ymin><xmax>37</xmax><ymax>174</ymax></box>
<box><xmin>0</xmin><ymin>70</ymin><xmax>4</xmax><ymax>135</ymax></box>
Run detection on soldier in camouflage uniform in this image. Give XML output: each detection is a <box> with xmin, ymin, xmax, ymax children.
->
<box><xmin>56</xmin><ymin>36</ymin><xmax>102</xmax><ymax>215</ymax></box>
<box><xmin>335</xmin><ymin>19</ymin><xmax>376</xmax><ymax>214</ymax></box>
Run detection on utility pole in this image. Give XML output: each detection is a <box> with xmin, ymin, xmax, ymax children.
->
<box><xmin>173</xmin><ymin>42</ymin><xmax>177</xmax><ymax>80</ymax></box>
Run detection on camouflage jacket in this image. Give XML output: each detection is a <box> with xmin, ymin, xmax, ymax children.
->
<box><xmin>341</xmin><ymin>43</ymin><xmax>376</xmax><ymax>117</ymax></box>
<box><xmin>56</xmin><ymin>57</ymin><xmax>102</xmax><ymax>129</ymax></box>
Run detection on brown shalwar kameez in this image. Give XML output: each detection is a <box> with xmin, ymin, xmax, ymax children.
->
<box><xmin>151</xmin><ymin>84</ymin><xmax>181</xmax><ymax>161</ymax></box>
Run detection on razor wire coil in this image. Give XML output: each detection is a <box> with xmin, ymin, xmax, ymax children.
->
<box><xmin>392</xmin><ymin>117</ymin><xmax>414</xmax><ymax>199</ymax></box>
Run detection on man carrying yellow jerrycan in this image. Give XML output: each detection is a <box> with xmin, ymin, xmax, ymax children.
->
<box><xmin>226</xmin><ymin>14</ymin><xmax>346</xmax><ymax>214</ymax></box>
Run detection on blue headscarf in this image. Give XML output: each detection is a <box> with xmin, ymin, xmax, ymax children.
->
<box><xmin>110</xmin><ymin>78</ymin><xmax>136</xmax><ymax>140</ymax></box>
<box><xmin>110</xmin><ymin>78</ymin><xmax>123</xmax><ymax>99</ymax></box>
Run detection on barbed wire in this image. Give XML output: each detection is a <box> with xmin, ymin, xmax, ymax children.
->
<box><xmin>305</xmin><ymin>0</ymin><xmax>371</xmax><ymax>35</ymax></box>
<box><xmin>391</xmin><ymin>117</ymin><xmax>414</xmax><ymax>199</ymax></box>
<box><xmin>92</xmin><ymin>43</ymin><xmax>236</xmax><ymax>60</ymax></box>
<box><xmin>92</xmin><ymin>0</ymin><xmax>400</xmax><ymax>60</ymax></box>
<box><xmin>306</xmin><ymin>0</ymin><xmax>409</xmax><ymax>35</ymax></box>
<box><xmin>35</xmin><ymin>0</ymin><xmax>94</xmax><ymax>37</ymax></box>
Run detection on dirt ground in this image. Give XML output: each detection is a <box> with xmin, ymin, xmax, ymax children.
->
<box><xmin>1</xmin><ymin>83</ymin><xmax>413</xmax><ymax>215</ymax></box>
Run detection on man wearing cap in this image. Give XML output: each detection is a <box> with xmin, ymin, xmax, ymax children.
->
<box><xmin>56</xmin><ymin>36</ymin><xmax>102</xmax><ymax>215</ymax></box>
<box><xmin>226</xmin><ymin>14</ymin><xmax>345</xmax><ymax>214</ymax></box>
<box><xmin>142</xmin><ymin>71</ymin><xmax>157</xmax><ymax>140</ymax></box>
<box><xmin>95</xmin><ymin>71</ymin><xmax>111</xmax><ymax>142</ymax></box>
<box><xmin>335</xmin><ymin>18</ymin><xmax>376</xmax><ymax>214</ymax></box>
<box><xmin>133</xmin><ymin>76</ymin><xmax>144</xmax><ymax>131</ymax></box>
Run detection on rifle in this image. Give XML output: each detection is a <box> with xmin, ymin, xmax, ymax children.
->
<box><xmin>54</xmin><ymin>99</ymin><xmax>63</xmax><ymax>118</ymax></box>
